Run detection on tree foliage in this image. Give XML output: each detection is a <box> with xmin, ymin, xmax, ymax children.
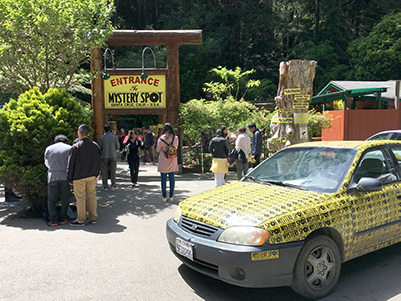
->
<box><xmin>0</xmin><ymin>0</ymin><xmax>115</xmax><ymax>94</ymax></box>
<box><xmin>203</xmin><ymin>66</ymin><xmax>261</xmax><ymax>101</ymax></box>
<box><xmin>112</xmin><ymin>0</ymin><xmax>400</xmax><ymax>100</ymax></box>
<box><xmin>347</xmin><ymin>12</ymin><xmax>401</xmax><ymax>81</ymax></box>
<box><xmin>0</xmin><ymin>88</ymin><xmax>92</xmax><ymax>213</ymax></box>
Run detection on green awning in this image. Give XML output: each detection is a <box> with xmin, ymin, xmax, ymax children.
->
<box><xmin>311</xmin><ymin>87</ymin><xmax>389</xmax><ymax>108</ymax></box>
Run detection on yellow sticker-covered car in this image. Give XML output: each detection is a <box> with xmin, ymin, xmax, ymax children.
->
<box><xmin>166</xmin><ymin>141</ymin><xmax>401</xmax><ymax>300</ymax></box>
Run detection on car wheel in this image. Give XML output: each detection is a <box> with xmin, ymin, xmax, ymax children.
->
<box><xmin>290</xmin><ymin>235</ymin><xmax>341</xmax><ymax>300</ymax></box>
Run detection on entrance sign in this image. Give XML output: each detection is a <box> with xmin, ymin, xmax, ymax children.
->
<box><xmin>104</xmin><ymin>75</ymin><xmax>166</xmax><ymax>109</ymax></box>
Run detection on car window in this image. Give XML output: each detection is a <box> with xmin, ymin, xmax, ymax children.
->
<box><xmin>388</xmin><ymin>145</ymin><xmax>401</xmax><ymax>167</ymax></box>
<box><xmin>389</xmin><ymin>133</ymin><xmax>401</xmax><ymax>140</ymax></box>
<box><xmin>368</xmin><ymin>133</ymin><xmax>390</xmax><ymax>141</ymax></box>
<box><xmin>353</xmin><ymin>148</ymin><xmax>398</xmax><ymax>185</ymax></box>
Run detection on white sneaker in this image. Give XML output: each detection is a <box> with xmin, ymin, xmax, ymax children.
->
<box><xmin>110</xmin><ymin>186</ymin><xmax>118</xmax><ymax>191</ymax></box>
<box><xmin>169</xmin><ymin>197</ymin><xmax>174</xmax><ymax>202</ymax></box>
<box><xmin>162</xmin><ymin>197</ymin><xmax>168</xmax><ymax>203</ymax></box>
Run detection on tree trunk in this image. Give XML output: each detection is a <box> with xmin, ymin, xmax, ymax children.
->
<box><xmin>268</xmin><ymin>60</ymin><xmax>317</xmax><ymax>152</ymax></box>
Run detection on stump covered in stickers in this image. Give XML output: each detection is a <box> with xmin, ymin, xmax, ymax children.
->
<box><xmin>268</xmin><ymin>60</ymin><xmax>317</xmax><ymax>152</ymax></box>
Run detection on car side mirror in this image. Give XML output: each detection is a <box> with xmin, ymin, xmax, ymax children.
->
<box><xmin>348</xmin><ymin>177</ymin><xmax>382</xmax><ymax>192</ymax></box>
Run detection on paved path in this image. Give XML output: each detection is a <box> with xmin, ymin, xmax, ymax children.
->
<box><xmin>1</xmin><ymin>162</ymin><xmax>401</xmax><ymax>301</ymax></box>
<box><xmin>0</xmin><ymin>162</ymin><xmax>217</xmax><ymax>301</ymax></box>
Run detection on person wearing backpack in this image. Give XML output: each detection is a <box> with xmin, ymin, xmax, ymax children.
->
<box><xmin>156</xmin><ymin>123</ymin><xmax>179</xmax><ymax>203</ymax></box>
<box><xmin>235</xmin><ymin>126</ymin><xmax>251</xmax><ymax>180</ymax></box>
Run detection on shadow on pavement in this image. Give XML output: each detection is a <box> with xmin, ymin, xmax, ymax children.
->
<box><xmin>177</xmin><ymin>264</ymin><xmax>305</xmax><ymax>301</ymax></box>
<box><xmin>0</xmin><ymin>161</ymin><xmax>216</xmax><ymax>234</ymax></box>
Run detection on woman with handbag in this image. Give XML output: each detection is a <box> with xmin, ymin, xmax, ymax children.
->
<box><xmin>156</xmin><ymin>123</ymin><xmax>179</xmax><ymax>203</ymax></box>
<box><xmin>124</xmin><ymin>130</ymin><xmax>144</xmax><ymax>187</ymax></box>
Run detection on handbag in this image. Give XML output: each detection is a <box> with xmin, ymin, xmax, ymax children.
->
<box><xmin>137</xmin><ymin>145</ymin><xmax>145</xmax><ymax>157</ymax></box>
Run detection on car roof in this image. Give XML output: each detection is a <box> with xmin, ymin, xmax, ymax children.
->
<box><xmin>366</xmin><ymin>130</ymin><xmax>401</xmax><ymax>140</ymax></box>
<box><xmin>371</xmin><ymin>130</ymin><xmax>401</xmax><ymax>134</ymax></box>
<box><xmin>288</xmin><ymin>140</ymin><xmax>401</xmax><ymax>150</ymax></box>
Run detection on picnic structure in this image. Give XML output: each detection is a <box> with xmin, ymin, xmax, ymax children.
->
<box><xmin>311</xmin><ymin>80</ymin><xmax>401</xmax><ymax>140</ymax></box>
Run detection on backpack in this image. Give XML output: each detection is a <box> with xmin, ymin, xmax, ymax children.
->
<box><xmin>160</xmin><ymin>135</ymin><xmax>177</xmax><ymax>159</ymax></box>
<box><xmin>227</xmin><ymin>148</ymin><xmax>238</xmax><ymax>165</ymax></box>
<box><xmin>238</xmin><ymin>149</ymin><xmax>248</xmax><ymax>164</ymax></box>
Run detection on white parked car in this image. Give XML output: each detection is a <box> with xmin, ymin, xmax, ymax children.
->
<box><xmin>366</xmin><ymin>130</ymin><xmax>401</xmax><ymax>141</ymax></box>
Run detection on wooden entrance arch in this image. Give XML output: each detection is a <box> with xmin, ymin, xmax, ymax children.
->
<box><xmin>90</xmin><ymin>30</ymin><xmax>203</xmax><ymax>142</ymax></box>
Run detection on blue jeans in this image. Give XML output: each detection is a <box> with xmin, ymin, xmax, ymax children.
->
<box><xmin>161</xmin><ymin>172</ymin><xmax>175</xmax><ymax>198</ymax></box>
<box><xmin>47</xmin><ymin>180</ymin><xmax>70</xmax><ymax>223</ymax></box>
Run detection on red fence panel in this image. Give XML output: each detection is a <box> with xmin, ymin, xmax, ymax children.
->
<box><xmin>322</xmin><ymin>109</ymin><xmax>399</xmax><ymax>141</ymax></box>
<box><xmin>321</xmin><ymin>110</ymin><xmax>346</xmax><ymax>141</ymax></box>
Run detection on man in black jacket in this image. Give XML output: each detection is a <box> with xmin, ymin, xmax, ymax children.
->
<box><xmin>67</xmin><ymin>124</ymin><xmax>101</xmax><ymax>226</ymax></box>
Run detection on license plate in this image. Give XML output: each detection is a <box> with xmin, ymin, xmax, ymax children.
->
<box><xmin>176</xmin><ymin>237</ymin><xmax>194</xmax><ymax>261</ymax></box>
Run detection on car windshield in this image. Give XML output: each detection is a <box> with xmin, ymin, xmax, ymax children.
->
<box><xmin>244</xmin><ymin>147</ymin><xmax>357</xmax><ymax>193</ymax></box>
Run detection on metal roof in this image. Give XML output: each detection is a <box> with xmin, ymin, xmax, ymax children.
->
<box><xmin>311</xmin><ymin>86</ymin><xmax>389</xmax><ymax>105</ymax></box>
<box><xmin>310</xmin><ymin>80</ymin><xmax>401</xmax><ymax>107</ymax></box>
<box><xmin>329</xmin><ymin>81</ymin><xmax>398</xmax><ymax>99</ymax></box>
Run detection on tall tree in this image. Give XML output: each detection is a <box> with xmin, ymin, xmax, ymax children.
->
<box><xmin>0</xmin><ymin>0</ymin><xmax>115</xmax><ymax>94</ymax></box>
<box><xmin>112</xmin><ymin>0</ymin><xmax>400</xmax><ymax>101</ymax></box>
<box><xmin>347</xmin><ymin>12</ymin><xmax>401</xmax><ymax>81</ymax></box>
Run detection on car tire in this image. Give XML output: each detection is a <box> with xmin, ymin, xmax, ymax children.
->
<box><xmin>290</xmin><ymin>235</ymin><xmax>341</xmax><ymax>300</ymax></box>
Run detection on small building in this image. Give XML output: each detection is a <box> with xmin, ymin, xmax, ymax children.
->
<box><xmin>311</xmin><ymin>80</ymin><xmax>401</xmax><ymax>140</ymax></box>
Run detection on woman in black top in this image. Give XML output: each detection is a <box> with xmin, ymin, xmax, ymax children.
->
<box><xmin>124</xmin><ymin>130</ymin><xmax>144</xmax><ymax>187</ymax></box>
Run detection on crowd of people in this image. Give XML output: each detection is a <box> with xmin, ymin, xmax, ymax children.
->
<box><xmin>208</xmin><ymin>122</ymin><xmax>262</xmax><ymax>188</ymax></box>
<box><xmin>44</xmin><ymin>122</ymin><xmax>179</xmax><ymax>227</ymax></box>
<box><xmin>43</xmin><ymin>121</ymin><xmax>261</xmax><ymax>227</ymax></box>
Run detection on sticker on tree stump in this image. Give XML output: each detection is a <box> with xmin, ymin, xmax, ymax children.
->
<box><xmin>294</xmin><ymin>94</ymin><xmax>311</xmax><ymax>101</ymax></box>
<box><xmin>293</xmin><ymin>102</ymin><xmax>309</xmax><ymax>109</ymax></box>
<box><xmin>278</xmin><ymin>109</ymin><xmax>294</xmax><ymax>115</ymax></box>
<box><xmin>294</xmin><ymin>113</ymin><xmax>309</xmax><ymax>124</ymax></box>
<box><xmin>270</xmin><ymin>137</ymin><xmax>287</xmax><ymax>144</ymax></box>
<box><xmin>284</xmin><ymin>88</ymin><xmax>301</xmax><ymax>95</ymax></box>
<box><xmin>300</xmin><ymin>126</ymin><xmax>308</xmax><ymax>139</ymax></box>
<box><xmin>271</xmin><ymin>117</ymin><xmax>293</xmax><ymax>124</ymax></box>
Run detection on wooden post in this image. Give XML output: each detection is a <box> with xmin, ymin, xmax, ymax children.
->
<box><xmin>91</xmin><ymin>48</ymin><xmax>104</xmax><ymax>142</ymax></box>
<box><xmin>268</xmin><ymin>60</ymin><xmax>317</xmax><ymax>152</ymax></box>
<box><xmin>166</xmin><ymin>43</ymin><xmax>182</xmax><ymax>166</ymax></box>
<box><xmin>166</xmin><ymin>43</ymin><xmax>180</xmax><ymax>127</ymax></box>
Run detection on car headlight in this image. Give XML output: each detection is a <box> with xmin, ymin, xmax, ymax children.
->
<box><xmin>217</xmin><ymin>227</ymin><xmax>269</xmax><ymax>246</ymax></box>
<box><xmin>173</xmin><ymin>206</ymin><xmax>181</xmax><ymax>223</ymax></box>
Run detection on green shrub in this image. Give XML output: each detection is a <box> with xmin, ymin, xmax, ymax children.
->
<box><xmin>308</xmin><ymin>109</ymin><xmax>332</xmax><ymax>138</ymax></box>
<box><xmin>179</xmin><ymin>98</ymin><xmax>272</xmax><ymax>164</ymax></box>
<box><xmin>0</xmin><ymin>87</ymin><xmax>92</xmax><ymax>213</ymax></box>
<box><xmin>180</xmin><ymin>98</ymin><xmax>271</xmax><ymax>146</ymax></box>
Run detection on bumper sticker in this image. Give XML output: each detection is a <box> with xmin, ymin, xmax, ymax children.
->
<box><xmin>251</xmin><ymin>250</ymin><xmax>279</xmax><ymax>261</ymax></box>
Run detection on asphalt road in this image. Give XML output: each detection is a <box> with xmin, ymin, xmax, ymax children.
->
<box><xmin>0</xmin><ymin>162</ymin><xmax>400</xmax><ymax>301</ymax></box>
